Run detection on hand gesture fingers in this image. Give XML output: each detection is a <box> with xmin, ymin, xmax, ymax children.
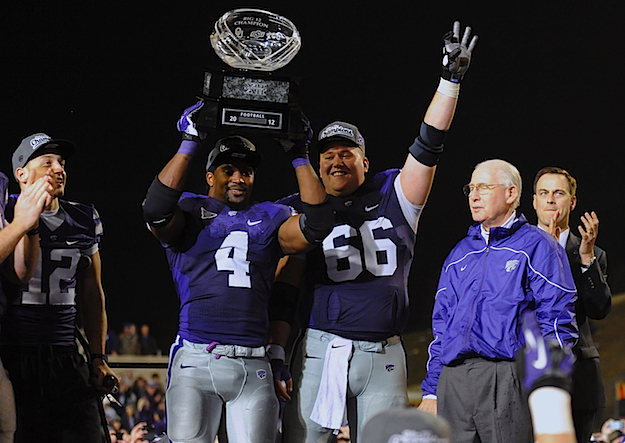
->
<box><xmin>547</xmin><ymin>209</ymin><xmax>561</xmax><ymax>240</ymax></box>
<box><xmin>461</xmin><ymin>25</ymin><xmax>471</xmax><ymax>47</ymax></box>
<box><xmin>13</xmin><ymin>174</ymin><xmax>54</xmax><ymax>230</ymax></box>
<box><xmin>467</xmin><ymin>34</ymin><xmax>479</xmax><ymax>53</ymax></box>
<box><xmin>453</xmin><ymin>21</ymin><xmax>460</xmax><ymax>41</ymax></box>
<box><xmin>578</xmin><ymin>211</ymin><xmax>599</xmax><ymax>258</ymax></box>
<box><xmin>579</xmin><ymin>211</ymin><xmax>599</xmax><ymax>238</ymax></box>
<box><xmin>441</xmin><ymin>21</ymin><xmax>478</xmax><ymax>82</ymax></box>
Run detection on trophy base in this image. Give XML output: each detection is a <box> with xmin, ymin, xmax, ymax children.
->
<box><xmin>197</xmin><ymin>68</ymin><xmax>304</xmax><ymax>140</ymax></box>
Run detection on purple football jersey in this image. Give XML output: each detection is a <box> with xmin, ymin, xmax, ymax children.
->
<box><xmin>279</xmin><ymin>169</ymin><xmax>421</xmax><ymax>341</ymax></box>
<box><xmin>164</xmin><ymin>193</ymin><xmax>294</xmax><ymax>347</ymax></box>
<box><xmin>1</xmin><ymin>197</ymin><xmax>102</xmax><ymax>346</ymax></box>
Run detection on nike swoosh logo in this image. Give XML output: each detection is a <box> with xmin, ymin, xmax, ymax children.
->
<box><xmin>247</xmin><ymin>220</ymin><xmax>262</xmax><ymax>226</ymax></box>
<box><xmin>532</xmin><ymin>339</ymin><xmax>548</xmax><ymax>370</ymax></box>
<box><xmin>180</xmin><ymin>364</ymin><xmax>196</xmax><ymax>369</ymax></box>
<box><xmin>304</xmin><ymin>354</ymin><xmax>320</xmax><ymax>359</ymax></box>
<box><xmin>364</xmin><ymin>204</ymin><xmax>379</xmax><ymax>212</ymax></box>
<box><xmin>460</xmin><ymin>265</ymin><xmax>467</xmax><ymax>271</ymax></box>
<box><xmin>66</xmin><ymin>240</ymin><xmax>80</xmax><ymax>245</ymax></box>
<box><xmin>331</xmin><ymin>345</ymin><xmax>346</xmax><ymax>348</ymax></box>
<box><xmin>523</xmin><ymin>327</ymin><xmax>548</xmax><ymax>370</ymax></box>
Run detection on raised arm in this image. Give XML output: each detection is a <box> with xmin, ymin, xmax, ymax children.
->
<box><xmin>400</xmin><ymin>21</ymin><xmax>478</xmax><ymax>205</ymax></box>
<box><xmin>575</xmin><ymin>211</ymin><xmax>611</xmax><ymax>319</ymax></box>
<box><xmin>143</xmin><ymin>101</ymin><xmax>206</xmax><ymax>244</ymax></box>
<box><xmin>278</xmin><ymin>114</ymin><xmax>334</xmax><ymax>254</ymax></box>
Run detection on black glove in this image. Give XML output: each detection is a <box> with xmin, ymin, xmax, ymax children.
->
<box><xmin>267</xmin><ymin>344</ymin><xmax>292</xmax><ymax>384</ymax></box>
<box><xmin>277</xmin><ymin>110</ymin><xmax>313</xmax><ymax>157</ymax></box>
<box><xmin>441</xmin><ymin>21</ymin><xmax>478</xmax><ymax>83</ymax></box>
<box><xmin>270</xmin><ymin>358</ymin><xmax>292</xmax><ymax>384</ymax></box>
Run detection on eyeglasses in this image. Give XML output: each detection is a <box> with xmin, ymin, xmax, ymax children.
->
<box><xmin>462</xmin><ymin>183</ymin><xmax>506</xmax><ymax>196</ymax></box>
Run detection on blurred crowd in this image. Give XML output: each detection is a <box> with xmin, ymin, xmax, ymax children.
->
<box><xmin>106</xmin><ymin>323</ymin><xmax>162</xmax><ymax>356</ymax></box>
<box><xmin>103</xmin><ymin>371</ymin><xmax>166</xmax><ymax>441</ymax></box>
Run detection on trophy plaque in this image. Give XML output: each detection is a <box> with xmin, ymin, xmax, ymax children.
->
<box><xmin>198</xmin><ymin>9</ymin><xmax>304</xmax><ymax>138</ymax></box>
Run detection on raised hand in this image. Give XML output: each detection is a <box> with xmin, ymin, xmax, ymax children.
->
<box><xmin>13</xmin><ymin>171</ymin><xmax>54</xmax><ymax>231</ymax></box>
<box><xmin>441</xmin><ymin>21</ymin><xmax>478</xmax><ymax>83</ymax></box>
<box><xmin>177</xmin><ymin>99</ymin><xmax>207</xmax><ymax>143</ymax></box>
<box><xmin>578</xmin><ymin>211</ymin><xmax>599</xmax><ymax>264</ymax></box>
<box><xmin>277</xmin><ymin>110</ymin><xmax>313</xmax><ymax>158</ymax></box>
<box><xmin>546</xmin><ymin>209</ymin><xmax>562</xmax><ymax>241</ymax></box>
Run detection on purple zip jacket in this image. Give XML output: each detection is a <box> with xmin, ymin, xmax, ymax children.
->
<box><xmin>422</xmin><ymin>213</ymin><xmax>578</xmax><ymax>396</ymax></box>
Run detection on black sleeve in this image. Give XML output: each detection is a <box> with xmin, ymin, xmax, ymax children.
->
<box><xmin>142</xmin><ymin>176</ymin><xmax>182</xmax><ymax>227</ymax></box>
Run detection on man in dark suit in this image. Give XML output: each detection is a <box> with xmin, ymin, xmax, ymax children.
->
<box><xmin>533</xmin><ymin>166</ymin><xmax>612</xmax><ymax>443</ymax></box>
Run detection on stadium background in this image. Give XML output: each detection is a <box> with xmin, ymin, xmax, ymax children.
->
<box><xmin>2</xmin><ymin>2</ymin><xmax>623</xmax><ymax>404</ymax></box>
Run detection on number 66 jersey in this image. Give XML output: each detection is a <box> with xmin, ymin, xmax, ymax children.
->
<box><xmin>279</xmin><ymin>169</ymin><xmax>422</xmax><ymax>342</ymax></box>
<box><xmin>1</xmin><ymin>197</ymin><xmax>102</xmax><ymax>347</ymax></box>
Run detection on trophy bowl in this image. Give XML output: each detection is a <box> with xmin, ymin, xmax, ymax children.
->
<box><xmin>210</xmin><ymin>9</ymin><xmax>302</xmax><ymax>72</ymax></box>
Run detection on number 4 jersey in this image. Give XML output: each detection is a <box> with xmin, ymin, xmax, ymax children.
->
<box><xmin>279</xmin><ymin>169</ymin><xmax>422</xmax><ymax>342</ymax></box>
<box><xmin>164</xmin><ymin>193</ymin><xmax>294</xmax><ymax>348</ymax></box>
<box><xmin>1</xmin><ymin>197</ymin><xmax>102</xmax><ymax>347</ymax></box>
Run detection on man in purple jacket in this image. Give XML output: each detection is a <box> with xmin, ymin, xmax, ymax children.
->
<box><xmin>419</xmin><ymin>159</ymin><xmax>578</xmax><ymax>443</ymax></box>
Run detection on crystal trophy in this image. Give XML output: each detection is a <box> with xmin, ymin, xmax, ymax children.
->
<box><xmin>198</xmin><ymin>9</ymin><xmax>304</xmax><ymax>138</ymax></box>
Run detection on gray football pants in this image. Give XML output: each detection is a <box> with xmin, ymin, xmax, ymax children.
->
<box><xmin>438</xmin><ymin>358</ymin><xmax>533</xmax><ymax>443</ymax></box>
<box><xmin>167</xmin><ymin>339</ymin><xmax>279</xmax><ymax>443</ymax></box>
<box><xmin>282</xmin><ymin>328</ymin><xmax>408</xmax><ymax>443</ymax></box>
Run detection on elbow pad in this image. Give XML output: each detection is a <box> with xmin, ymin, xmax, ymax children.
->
<box><xmin>298</xmin><ymin>197</ymin><xmax>334</xmax><ymax>244</ymax></box>
<box><xmin>408</xmin><ymin>122</ymin><xmax>447</xmax><ymax>167</ymax></box>
<box><xmin>142</xmin><ymin>176</ymin><xmax>182</xmax><ymax>227</ymax></box>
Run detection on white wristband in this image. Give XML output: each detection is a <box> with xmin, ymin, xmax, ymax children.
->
<box><xmin>266</xmin><ymin>344</ymin><xmax>285</xmax><ymax>361</ymax></box>
<box><xmin>529</xmin><ymin>387</ymin><xmax>575</xmax><ymax>435</ymax></box>
<box><xmin>437</xmin><ymin>78</ymin><xmax>460</xmax><ymax>98</ymax></box>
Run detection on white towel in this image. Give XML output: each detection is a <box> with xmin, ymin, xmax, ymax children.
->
<box><xmin>310</xmin><ymin>337</ymin><xmax>353</xmax><ymax>431</ymax></box>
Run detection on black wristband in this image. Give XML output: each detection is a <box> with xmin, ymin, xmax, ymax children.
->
<box><xmin>27</xmin><ymin>227</ymin><xmax>40</xmax><ymax>236</ymax></box>
<box><xmin>441</xmin><ymin>69</ymin><xmax>463</xmax><ymax>83</ymax></box>
<box><xmin>181</xmin><ymin>132</ymin><xmax>203</xmax><ymax>144</ymax></box>
<box><xmin>91</xmin><ymin>353</ymin><xmax>108</xmax><ymax>363</ymax></box>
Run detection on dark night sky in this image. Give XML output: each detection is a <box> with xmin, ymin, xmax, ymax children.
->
<box><xmin>2</xmin><ymin>2</ymin><xmax>624</xmax><ymax>349</ymax></box>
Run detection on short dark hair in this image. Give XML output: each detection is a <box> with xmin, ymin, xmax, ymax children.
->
<box><xmin>533</xmin><ymin>167</ymin><xmax>577</xmax><ymax>196</ymax></box>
